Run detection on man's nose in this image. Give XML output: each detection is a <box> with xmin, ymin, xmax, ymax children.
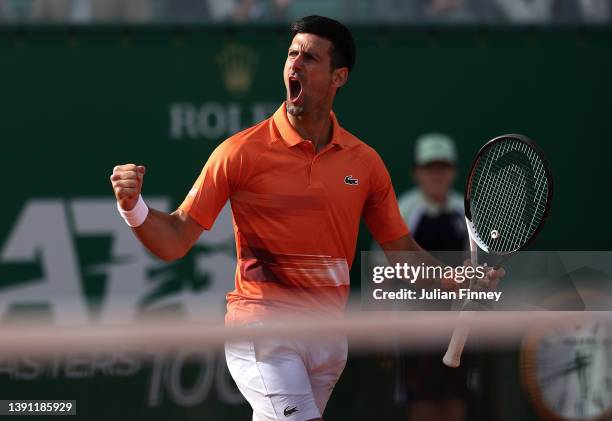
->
<box><xmin>290</xmin><ymin>54</ymin><xmax>304</xmax><ymax>70</ymax></box>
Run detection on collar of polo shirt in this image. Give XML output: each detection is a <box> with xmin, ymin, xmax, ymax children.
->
<box><xmin>273</xmin><ymin>103</ymin><xmax>345</xmax><ymax>149</ymax></box>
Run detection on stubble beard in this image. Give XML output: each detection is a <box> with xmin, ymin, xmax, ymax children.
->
<box><xmin>286</xmin><ymin>102</ymin><xmax>305</xmax><ymax>116</ymax></box>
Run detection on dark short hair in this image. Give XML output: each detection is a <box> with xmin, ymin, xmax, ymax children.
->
<box><xmin>290</xmin><ymin>15</ymin><xmax>356</xmax><ymax>73</ymax></box>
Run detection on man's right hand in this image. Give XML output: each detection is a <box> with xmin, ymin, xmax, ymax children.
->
<box><xmin>110</xmin><ymin>164</ymin><xmax>146</xmax><ymax>211</ymax></box>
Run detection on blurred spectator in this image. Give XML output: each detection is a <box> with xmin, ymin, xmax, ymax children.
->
<box><xmin>494</xmin><ymin>0</ymin><xmax>555</xmax><ymax>23</ymax></box>
<box><xmin>398</xmin><ymin>133</ymin><xmax>466</xmax><ymax>252</ymax></box>
<box><xmin>232</xmin><ymin>0</ymin><xmax>290</xmax><ymax>21</ymax></box>
<box><xmin>494</xmin><ymin>0</ymin><xmax>611</xmax><ymax>23</ymax></box>
<box><xmin>229</xmin><ymin>0</ymin><xmax>348</xmax><ymax>23</ymax></box>
<box><xmin>388</xmin><ymin>133</ymin><xmax>472</xmax><ymax>421</ymax></box>
<box><xmin>160</xmin><ymin>0</ymin><xmax>211</xmax><ymax>22</ymax></box>
<box><xmin>375</xmin><ymin>0</ymin><xmax>502</xmax><ymax>23</ymax></box>
<box><xmin>29</xmin><ymin>0</ymin><xmax>152</xmax><ymax>23</ymax></box>
<box><xmin>558</xmin><ymin>0</ymin><xmax>611</xmax><ymax>22</ymax></box>
<box><xmin>284</xmin><ymin>0</ymin><xmax>344</xmax><ymax>21</ymax></box>
<box><xmin>0</xmin><ymin>0</ymin><xmax>34</xmax><ymax>22</ymax></box>
<box><xmin>208</xmin><ymin>0</ymin><xmax>236</xmax><ymax>20</ymax></box>
<box><xmin>232</xmin><ymin>0</ymin><xmax>266</xmax><ymax>21</ymax></box>
<box><xmin>424</xmin><ymin>0</ymin><xmax>478</xmax><ymax>22</ymax></box>
<box><xmin>0</xmin><ymin>0</ymin><xmax>7</xmax><ymax>21</ymax></box>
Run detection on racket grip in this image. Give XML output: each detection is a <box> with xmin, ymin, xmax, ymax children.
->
<box><xmin>442</xmin><ymin>326</ymin><xmax>470</xmax><ymax>368</ymax></box>
<box><xmin>442</xmin><ymin>301</ymin><xmax>487</xmax><ymax>368</ymax></box>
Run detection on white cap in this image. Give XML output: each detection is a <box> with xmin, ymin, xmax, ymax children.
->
<box><xmin>414</xmin><ymin>133</ymin><xmax>457</xmax><ymax>165</ymax></box>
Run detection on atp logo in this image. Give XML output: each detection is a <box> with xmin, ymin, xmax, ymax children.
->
<box><xmin>0</xmin><ymin>198</ymin><xmax>236</xmax><ymax>325</ymax></box>
<box><xmin>344</xmin><ymin>175</ymin><xmax>359</xmax><ymax>185</ymax></box>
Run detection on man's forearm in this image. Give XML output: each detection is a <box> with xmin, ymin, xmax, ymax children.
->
<box><xmin>380</xmin><ymin>234</ymin><xmax>443</xmax><ymax>267</ymax></box>
<box><xmin>111</xmin><ymin>164</ymin><xmax>202</xmax><ymax>262</ymax></box>
<box><xmin>132</xmin><ymin>208</ymin><xmax>195</xmax><ymax>262</ymax></box>
<box><xmin>379</xmin><ymin>234</ymin><xmax>455</xmax><ymax>289</ymax></box>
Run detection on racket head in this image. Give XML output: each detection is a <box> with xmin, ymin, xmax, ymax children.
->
<box><xmin>464</xmin><ymin>134</ymin><xmax>553</xmax><ymax>255</ymax></box>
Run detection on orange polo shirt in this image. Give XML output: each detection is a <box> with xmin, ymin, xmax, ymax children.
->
<box><xmin>180</xmin><ymin>103</ymin><xmax>409</xmax><ymax>325</ymax></box>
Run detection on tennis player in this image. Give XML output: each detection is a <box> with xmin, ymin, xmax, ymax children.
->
<box><xmin>110</xmin><ymin>15</ymin><xmax>502</xmax><ymax>421</ymax></box>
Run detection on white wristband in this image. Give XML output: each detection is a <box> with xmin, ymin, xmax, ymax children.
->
<box><xmin>117</xmin><ymin>195</ymin><xmax>149</xmax><ymax>227</ymax></box>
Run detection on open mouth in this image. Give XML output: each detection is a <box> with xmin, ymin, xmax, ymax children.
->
<box><xmin>289</xmin><ymin>78</ymin><xmax>302</xmax><ymax>103</ymax></box>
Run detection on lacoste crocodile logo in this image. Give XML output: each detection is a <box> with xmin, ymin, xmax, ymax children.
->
<box><xmin>284</xmin><ymin>406</ymin><xmax>298</xmax><ymax>416</ymax></box>
<box><xmin>344</xmin><ymin>175</ymin><xmax>358</xmax><ymax>185</ymax></box>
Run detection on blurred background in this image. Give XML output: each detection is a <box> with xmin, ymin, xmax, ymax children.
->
<box><xmin>1</xmin><ymin>0</ymin><xmax>612</xmax><ymax>23</ymax></box>
<box><xmin>0</xmin><ymin>0</ymin><xmax>611</xmax><ymax>420</ymax></box>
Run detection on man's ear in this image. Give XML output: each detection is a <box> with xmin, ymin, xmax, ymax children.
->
<box><xmin>332</xmin><ymin>67</ymin><xmax>349</xmax><ymax>89</ymax></box>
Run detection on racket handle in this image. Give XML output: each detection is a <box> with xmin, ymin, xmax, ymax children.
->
<box><xmin>442</xmin><ymin>326</ymin><xmax>470</xmax><ymax>368</ymax></box>
<box><xmin>443</xmin><ymin>301</ymin><xmax>488</xmax><ymax>368</ymax></box>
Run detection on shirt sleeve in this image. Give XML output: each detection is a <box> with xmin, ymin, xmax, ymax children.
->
<box><xmin>179</xmin><ymin>138</ymin><xmax>243</xmax><ymax>230</ymax></box>
<box><xmin>363</xmin><ymin>151</ymin><xmax>410</xmax><ymax>244</ymax></box>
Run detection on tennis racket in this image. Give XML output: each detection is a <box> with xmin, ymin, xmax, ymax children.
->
<box><xmin>442</xmin><ymin>134</ymin><xmax>553</xmax><ymax>368</ymax></box>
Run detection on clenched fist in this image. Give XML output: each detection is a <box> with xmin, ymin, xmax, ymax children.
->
<box><xmin>110</xmin><ymin>164</ymin><xmax>146</xmax><ymax>211</ymax></box>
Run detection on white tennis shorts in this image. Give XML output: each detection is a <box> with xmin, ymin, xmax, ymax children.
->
<box><xmin>225</xmin><ymin>333</ymin><xmax>348</xmax><ymax>421</ymax></box>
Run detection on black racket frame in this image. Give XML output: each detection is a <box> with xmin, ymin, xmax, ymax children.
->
<box><xmin>464</xmin><ymin>133</ymin><xmax>554</xmax><ymax>256</ymax></box>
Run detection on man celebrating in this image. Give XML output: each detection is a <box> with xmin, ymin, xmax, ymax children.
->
<box><xmin>110</xmin><ymin>16</ymin><xmax>501</xmax><ymax>421</ymax></box>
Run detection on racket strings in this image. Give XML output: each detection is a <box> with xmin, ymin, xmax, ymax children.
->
<box><xmin>481</xmin><ymin>161</ymin><xmax>539</xmax><ymax>251</ymax></box>
<box><xmin>492</xmin><ymin>164</ymin><xmax>529</xmax><ymax>250</ymax></box>
<box><xmin>473</xmin><ymin>141</ymin><xmax>518</xmax><ymax>248</ymax></box>
<box><xmin>480</xmin><ymin>145</ymin><xmax>529</xmax><ymax>251</ymax></box>
<box><xmin>477</xmin><ymin>142</ymin><xmax>547</xmax><ymax>251</ymax></box>
<box><xmin>483</xmin><ymin>144</ymin><xmax>523</xmax><ymax>248</ymax></box>
<box><xmin>469</xmin><ymin>139</ymin><xmax>550</xmax><ymax>253</ymax></box>
<box><xmin>494</xmin><ymin>144</ymin><xmax>543</xmax><ymax>251</ymax></box>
